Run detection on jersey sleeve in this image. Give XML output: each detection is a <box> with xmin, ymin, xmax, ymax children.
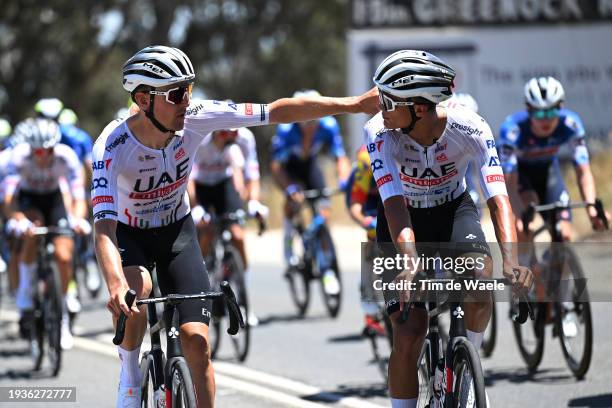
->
<box><xmin>564</xmin><ymin>112</ymin><xmax>590</xmax><ymax>166</ymax></box>
<box><xmin>321</xmin><ymin>117</ymin><xmax>346</xmax><ymax>158</ymax></box>
<box><xmin>2</xmin><ymin>145</ymin><xmax>26</xmax><ymax>198</ymax></box>
<box><xmin>184</xmin><ymin>100</ymin><xmax>269</xmax><ymax>141</ymax></box>
<box><xmin>498</xmin><ymin>117</ymin><xmax>520</xmax><ymax>174</ymax></box>
<box><xmin>363</xmin><ymin>117</ymin><xmax>403</xmax><ymax>203</ymax></box>
<box><xmin>271</xmin><ymin>124</ymin><xmax>292</xmax><ymax>162</ymax></box>
<box><xmin>225</xmin><ymin>144</ymin><xmax>245</xmax><ymax>169</ymax></box>
<box><xmin>468</xmin><ymin>122</ymin><xmax>508</xmax><ymax>200</ymax></box>
<box><xmin>91</xmin><ymin>135</ymin><xmax>119</xmax><ymax>223</ymax></box>
<box><xmin>59</xmin><ymin>145</ymin><xmax>86</xmax><ymax>200</ymax></box>
<box><xmin>239</xmin><ymin>128</ymin><xmax>260</xmax><ymax>180</ymax></box>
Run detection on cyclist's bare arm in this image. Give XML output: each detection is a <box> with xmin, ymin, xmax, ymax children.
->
<box><xmin>575</xmin><ymin>163</ymin><xmax>597</xmax><ymax>205</ymax></box>
<box><xmin>349</xmin><ymin>202</ymin><xmax>368</xmax><ymax>227</ymax></box>
<box><xmin>267</xmin><ymin>87</ymin><xmax>379</xmax><ymax>124</ymax></box>
<box><xmin>187</xmin><ymin>179</ymin><xmax>198</xmax><ymax>207</ymax></box>
<box><xmin>72</xmin><ymin>197</ymin><xmax>88</xmax><ymax>220</ymax></box>
<box><xmin>503</xmin><ymin>172</ymin><xmax>524</xmax><ymax>217</ymax></box>
<box><xmin>246</xmin><ymin>178</ymin><xmax>260</xmax><ymax>202</ymax></box>
<box><xmin>270</xmin><ymin>160</ymin><xmax>292</xmax><ymax>190</ymax></box>
<box><xmin>94</xmin><ymin>219</ymin><xmax>133</xmax><ymax>317</ymax></box>
<box><xmin>383</xmin><ymin>196</ymin><xmax>418</xmax><ymax>257</ymax></box>
<box><xmin>336</xmin><ymin>156</ymin><xmax>351</xmax><ymax>183</ymax></box>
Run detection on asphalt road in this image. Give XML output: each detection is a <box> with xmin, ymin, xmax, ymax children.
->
<box><xmin>1</xmin><ymin>226</ymin><xmax>611</xmax><ymax>408</ymax></box>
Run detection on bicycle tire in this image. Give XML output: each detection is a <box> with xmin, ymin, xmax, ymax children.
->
<box><xmin>46</xmin><ymin>262</ymin><xmax>63</xmax><ymax>377</ymax></box>
<box><xmin>512</xmin><ymin>300</ymin><xmax>545</xmax><ymax>373</ymax></box>
<box><xmin>315</xmin><ymin>225</ymin><xmax>342</xmax><ymax>318</ymax></box>
<box><xmin>30</xmin><ymin>300</ymin><xmax>44</xmax><ymax>371</ymax></box>
<box><xmin>453</xmin><ymin>339</ymin><xmax>487</xmax><ymax>408</ymax></box>
<box><xmin>481</xmin><ymin>292</ymin><xmax>497</xmax><ymax>358</ymax></box>
<box><xmin>285</xmin><ymin>232</ymin><xmax>310</xmax><ymax>317</ymax></box>
<box><xmin>171</xmin><ymin>359</ymin><xmax>197</xmax><ymax>408</ymax></box>
<box><xmin>209</xmin><ymin>316</ymin><xmax>222</xmax><ymax>360</ymax></box>
<box><xmin>140</xmin><ymin>350</ymin><xmax>167</xmax><ymax>407</ymax></box>
<box><xmin>555</xmin><ymin>246</ymin><xmax>592</xmax><ymax>379</ymax></box>
<box><xmin>223</xmin><ymin>245</ymin><xmax>250</xmax><ymax>362</ymax></box>
<box><xmin>416</xmin><ymin>339</ymin><xmax>432</xmax><ymax>408</ymax></box>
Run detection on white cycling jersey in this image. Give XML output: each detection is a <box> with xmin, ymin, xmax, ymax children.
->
<box><xmin>191</xmin><ymin>134</ymin><xmax>245</xmax><ymax>186</ymax></box>
<box><xmin>3</xmin><ymin>143</ymin><xmax>85</xmax><ymax>199</ymax></box>
<box><xmin>234</xmin><ymin>128</ymin><xmax>260</xmax><ymax>181</ymax></box>
<box><xmin>364</xmin><ymin>106</ymin><xmax>507</xmax><ymax>208</ymax></box>
<box><xmin>91</xmin><ymin>99</ymin><xmax>268</xmax><ymax>229</ymax></box>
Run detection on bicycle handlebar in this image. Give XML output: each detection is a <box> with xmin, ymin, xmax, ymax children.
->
<box><xmin>30</xmin><ymin>226</ymin><xmax>75</xmax><ymax>236</ymax></box>
<box><xmin>302</xmin><ymin>187</ymin><xmax>341</xmax><ymax>200</ymax></box>
<box><xmin>112</xmin><ymin>282</ymin><xmax>245</xmax><ymax>345</ymax></box>
<box><xmin>522</xmin><ymin>199</ymin><xmax>608</xmax><ymax>230</ymax></box>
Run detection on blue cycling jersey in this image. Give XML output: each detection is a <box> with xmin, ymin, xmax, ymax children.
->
<box><xmin>498</xmin><ymin>109</ymin><xmax>589</xmax><ymax>174</ymax></box>
<box><xmin>60</xmin><ymin>124</ymin><xmax>93</xmax><ymax>163</ymax></box>
<box><xmin>271</xmin><ymin>116</ymin><xmax>346</xmax><ymax>162</ymax></box>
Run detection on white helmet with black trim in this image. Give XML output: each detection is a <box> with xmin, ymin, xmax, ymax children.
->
<box><xmin>14</xmin><ymin>118</ymin><xmax>61</xmax><ymax>149</ymax></box>
<box><xmin>524</xmin><ymin>76</ymin><xmax>565</xmax><ymax>109</ymax></box>
<box><xmin>373</xmin><ymin>50</ymin><xmax>455</xmax><ymax>104</ymax></box>
<box><xmin>122</xmin><ymin>45</ymin><xmax>195</xmax><ymax>92</ymax></box>
<box><xmin>34</xmin><ymin>98</ymin><xmax>64</xmax><ymax>120</ymax></box>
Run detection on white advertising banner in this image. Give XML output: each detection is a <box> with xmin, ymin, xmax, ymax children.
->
<box><xmin>347</xmin><ymin>24</ymin><xmax>612</xmax><ymax>155</ymax></box>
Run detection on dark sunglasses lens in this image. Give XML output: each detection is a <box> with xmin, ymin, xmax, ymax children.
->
<box><xmin>167</xmin><ymin>87</ymin><xmax>187</xmax><ymax>104</ymax></box>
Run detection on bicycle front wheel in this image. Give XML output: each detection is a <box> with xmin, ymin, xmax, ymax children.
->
<box><xmin>315</xmin><ymin>225</ymin><xmax>342</xmax><ymax>318</ymax></box>
<box><xmin>171</xmin><ymin>359</ymin><xmax>198</xmax><ymax>408</ymax></box>
<box><xmin>45</xmin><ymin>262</ymin><xmax>63</xmax><ymax>377</ymax></box>
<box><xmin>285</xmin><ymin>231</ymin><xmax>310</xmax><ymax>317</ymax></box>
<box><xmin>555</xmin><ymin>246</ymin><xmax>593</xmax><ymax>379</ymax></box>
<box><xmin>481</xmin><ymin>292</ymin><xmax>497</xmax><ymax>358</ymax></box>
<box><xmin>453</xmin><ymin>339</ymin><xmax>487</xmax><ymax>408</ymax></box>
<box><xmin>224</xmin><ymin>245</ymin><xmax>250</xmax><ymax>362</ymax></box>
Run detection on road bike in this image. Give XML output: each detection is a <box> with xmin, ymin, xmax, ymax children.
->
<box><xmin>284</xmin><ymin>187</ymin><xmax>342</xmax><ymax>318</ymax></box>
<box><xmin>512</xmin><ymin>199</ymin><xmax>607</xmax><ymax>379</ymax></box>
<box><xmin>113</xmin><ymin>281</ymin><xmax>244</xmax><ymax>408</ymax></box>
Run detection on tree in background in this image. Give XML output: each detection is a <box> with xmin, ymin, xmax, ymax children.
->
<box><xmin>0</xmin><ymin>0</ymin><xmax>347</xmax><ymax>164</ymax></box>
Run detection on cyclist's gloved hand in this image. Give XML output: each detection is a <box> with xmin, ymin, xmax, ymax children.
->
<box><xmin>362</xmin><ymin>216</ymin><xmax>377</xmax><ymax>231</ymax></box>
<box><xmin>69</xmin><ymin>216</ymin><xmax>92</xmax><ymax>235</ymax></box>
<box><xmin>6</xmin><ymin>217</ymin><xmax>33</xmax><ymax>237</ymax></box>
<box><xmin>248</xmin><ymin>200</ymin><xmax>269</xmax><ymax>218</ymax></box>
<box><xmin>191</xmin><ymin>205</ymin><xmax>210</xmax><ymax>225</ymax></box>
<box><xmin>285</xmin><ymin>184</ymin><xmax>300</xmax><ymax>197</ymax></box>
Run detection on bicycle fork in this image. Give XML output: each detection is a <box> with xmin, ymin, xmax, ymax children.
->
<box><xmin>163</xmin><ymin>303</ymin><xmax>183</xmax><ymax>408</ymax></box>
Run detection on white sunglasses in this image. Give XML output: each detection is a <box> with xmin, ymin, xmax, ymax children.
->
<box><xmin>149</xmin><ymin>83</ymin><xmax>194</xmax><ymax>105</ymax></box>
<box><xmin>378</xmin><ymin>92</ymin><xmax>415</xmax><ymax>112</ymax></box>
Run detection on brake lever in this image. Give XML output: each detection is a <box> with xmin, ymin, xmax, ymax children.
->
<box><xmin>220</xmin><ymin>281</ymin><xmax>245</xmax><ymax>335</ymax></box>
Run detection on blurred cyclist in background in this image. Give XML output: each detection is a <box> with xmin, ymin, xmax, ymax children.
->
<box><xmin>271</xmin><ymin>89</ymin><xmax>351</xmax><ymax>294</ymax></box>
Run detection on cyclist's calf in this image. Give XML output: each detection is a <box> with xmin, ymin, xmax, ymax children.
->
<box><xmin>118</xmin><ymin>266</ymin><xmax>152</xmax><ymax>350</ymax></box>
<box><xmin>461</xmin><ymin>252</ymin><xmax>493</xmax><ymax>332</ymax></box>
<box><xmin>180</xmin><ymin>322</ymin><xmax>215</xmax><ymax>407</ymax></box>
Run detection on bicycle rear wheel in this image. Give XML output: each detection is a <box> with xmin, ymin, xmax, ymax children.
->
<box><xmin>315</xmin><ymin>225</ymin><xmax>342</xmax><ymax>318</ymax></box>
<box><xmin>171</xmin><ymin>359</ymin><xmax>197</xmax><ymax>408</ymax></box>
<box><xmin>512</xmin><ymin>299</ymin><xmax>545</xmax><ymax>373</ymax></box>
<box><xmin>555</xmin><ymin>246</ymin><xmax>592</xmax><ymax>379</ymax></box>
<box><xmin>224</xmin><ymin>245</ymin><xmax>250</xmax><ymax>362</ymax></box>
<box><xmin>45</xmin><ymin>262</ymin><xmax>63</xmax><ymax>377</ymax></box>
<box><xmin>452</xmin><ymin>339</ymin><xmax>487</xmax><ymax>408</ymax></box>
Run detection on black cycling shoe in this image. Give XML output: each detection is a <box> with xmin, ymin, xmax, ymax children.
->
<box><xmin>18</xmin><ymin>310</ymin><xmax>34</xmax><ymax>339</ymax></box>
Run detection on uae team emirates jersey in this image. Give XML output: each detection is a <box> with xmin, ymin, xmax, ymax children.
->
<box><xmin>364</xmin><ymin>106</ymin><xmax>507</xmax><ymax>208</ymax></box>
<box><xmin>91</xmin><ymin>100</ymin><xmax>268</xmax><ymax>228</ymax></box>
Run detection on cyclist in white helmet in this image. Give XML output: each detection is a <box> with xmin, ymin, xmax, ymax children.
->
<box><xmin>93</xmin><ymin>45</ymin><xmax>378</xmax><ymax>407</ymax></box>
<box><xmin>499</xmin><ymin>76</ymin><xmax>609</xmax><ymax>242</ymax></box>
<box><xmin>2</xmin><ymin>118</ymin><xmax>89</xmax><ymax>350</ymax></box>
<box><xmin>365</xmin><ymin>50</ymin><xmax>533</xmax><ymax>408</ymax></box>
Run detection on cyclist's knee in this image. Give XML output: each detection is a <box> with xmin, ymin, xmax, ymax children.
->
<box><xmin>229</xmin><ymin>224</ymin><xmax>244</xmax><ymax>241</ymax></box>
<box><xmin>560</xmin><ymin>220</ymin><xmax>572</xmax><ymax>242</ymax></box>
<box><xmin>390</xmin><ymin>311</ymin><xmax>427</xmax><ymax>357</ymax></box>
<box><xmin>54</xmin><ymin>239</ymin><xmax>73</xmax><ymax>264</ymax></box>
<box><xmin>123</xmin><ymin>265</ymin><xmax>152</xmax><ymax>298</ymax></box>
<box><xmin>180</xmin><ymin>323</ymin><xmax>212</xmax><ymax>361</ymax></box>
<box><xmin>457</xmin><ymin>252</ymin><xmax>491</xmax><ymax>279</ymax></box>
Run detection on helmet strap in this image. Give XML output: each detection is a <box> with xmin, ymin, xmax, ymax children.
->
<box><xmin>401</xmin><ymin>105</ymin><xmax>421</xmax><ymax>135</ymax></box>
<box><xmin>144</xmin><ymin>95</ymin><xmax>173</xmax><ymax>133</ymax></box>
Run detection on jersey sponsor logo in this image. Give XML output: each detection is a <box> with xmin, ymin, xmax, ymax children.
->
<box><xmin>132</xmin><ymin>158</ymin><xmax>190</xmax><ymax>193</ymax></box>
<box><xmin>486</xmin><ymin>140</ymin><xmax>496</xmax><ymax>149</ymax></box>
<box><xmin>450</xmin><ymin>122</ymin><xmax>483</xmax><ymax>137</ymax></box>
<box><xmin>130</xmin><ymin>175</ymin><xmax>188</xmax><ymax>200</ymax></box>
<box><xmin>186</xmin><ymin>103</ymin><xmax>204</xmax><ymax>116</ymax></box>
<box><xmin>436</xmin><ymin>153</ymin><xmax>448</xmax><ymax>162</ymax></box>
<box><xmin>93</xmin><ymin>210</ymin><xmax>117</xmax><ymax>220</ymax></box>
<box><xmin>92</xmin><ymin>159</ymin><xmax>112</xmax><ymax>171</ymax></box>
<box><xmin>134</xmin><ymin>199</ymin><xmax>160</xmax><ymax>207</ymax></box>
<box><xmin>174</xmin><ymin>147</ymin><xmax>185</xmax><ymax>160</ymax></box>
<box><xmin>172</xmin><ymin>139</ymin><xmax>184</xmax><ymax>151</ymax></box>
<box><xmin>135</xmin><ymin>203</ymin><xmax>174</xmax><ymax>215</ymax></box>
<box><xmin>92</xmin><ymin>195</ymin><xmax>114</xmax><ymax>206</ymax></box>
<box><xmin>367</xmin><ymin>140</ymin><xmax>384</xmax><ymax>153</ymax></box>
<box><xmin>139</xmin><ymin>167</ymin><xmax>156</xmax><ymax>173</ymax></box>
<box><xmin>105</xmin><ymin>133</ymin><xmax>129</xmax><ymax>153</ymax></box>
<box><xmin>138</xmin><ymin>154</ymin><xmax>156</xmax><ymax>162</ymax></box>
<box><xmin>245</xmin><ymin>103</ymin><xmax>253</xmax><ymax>116</ymax></box>
<box><xmin>400</xmin><ymin>163</ymin><xmax>458</xmax><ymax>187</ymax></box>
<box><xmin>228</xmin><ymin>101</ymin><xmax>238</xmax><ymax>111</ymax></box>
<box><xmin>371</xmin><ymin>159</ymin><xmax>384</xmax><ymax>172</ymax></box>
<box><xmin>376</xmin><ymin>173</ymin><xmax>393</xmax><ymax>187</ymax></box>
<box><xmin>488</xmin><ymin>156</ymin><xmax>501</xmax><ymax>167</ymax></box>
<box><xmin>405</xmin><ymin>144</ymin><xmax>419</xmax><ymax>152</ymax></box>
<box><xmin>486</xmin><ymin>174</ymin><xmax>505</xmax><ymax>183</ymax></box>
<box><xmin>91</xmin><ymin>177</ymin><xmax>108</xmax><ymax>189</ymax></box>
<box><xmin>434</xmin><ymin>142</ymin><xmax>447</xmax><ymax>153</ymax></box>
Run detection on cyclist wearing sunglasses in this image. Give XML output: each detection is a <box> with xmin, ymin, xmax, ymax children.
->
<box><xmin>499</xmin><ymin>76</ymin><xmax>609</xmax><ymax>244</ymax></box>
<box><xmin>365</xmin><ymin>50</ymin><xmax>533</xmax><ymax>408</ymax></box>
<box><xmin>2</xmin><ymin>118</ymin><xmax>89</xmax><ymax>350</ymax></box>
<box><xmin>92</xmin><ymin>45</ymin><xmax>379</xmax><ymax>408</ymax></box>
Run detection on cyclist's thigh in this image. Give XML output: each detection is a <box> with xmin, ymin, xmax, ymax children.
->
<box><xmin>45</xmin><ymin>190</ymin><xmax>69</xmax><ymax>227</ymax></box>
<box><xmin>220</xmin><ymin>177</ymin><xmax>244</xmax><ymax>215</ymax></box>
<box><xmin>195</xmin><ymin>182</ymin><xmax>219</xmax><ymax>214</ymax></box>
<box><xmin>546</xmin><ymin>160</ymin><xmax>571</xmax><ymax>221</ymax></box>
<box><xmin>17</xmin><ymin>191</ymin><xmax>46</xmax><ymax>224</ymax></box>
<box><xmin>159</xmin><ymin>217</ymin><xmax>212</xmax><ymax>326</ymax></box>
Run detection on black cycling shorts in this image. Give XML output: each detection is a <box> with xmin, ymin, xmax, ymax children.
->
<box><xmin>376</xmin><ymin>192</ymin><xmax>490</xmax><ymax>315</ymax></box>
<box><xmin>195</xmin><ymin>177</ymin><xmax>243</xmax><ymax>218</ymax></box>
<box><xmin>17</xmin><ymin>189</ymin><xmax>68</xmax><ymax>227</ymax></box>
<box><xmin>116</xmin><ymin>215</ymin><xmax>212</xmax><ymax>326</ymax></box>
<box><xmin>518</xmin><ymin>160</ymin><xmax>571</xmax><ymax>222</ymax></box>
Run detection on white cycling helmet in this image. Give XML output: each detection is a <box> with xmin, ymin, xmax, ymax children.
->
<box><xmin>373</xmin><ymin>50</ymin><xmax>455</xmax><ymax>104</ymax></box>
<box><xmin>58</xmin><ymin>108</ymin><xmax>78</xmax><ymax>126</ymax></box>
<box><xmin>34</xmin><ymin>98</ymin><xmax>64</xmax><ymax>120</ymax></box>
<box><xmin>524</xmin><ymin>76</ymin><xmax>565</xmax><ymax>109</ymax></box>
<box><xmin>122</xmin><ymin>45</ymin><xmax>195</xmax><ymax>92</ymax></box>
<box><xmin>442</xmin><ymin>92</ymin><xmax>479</xmax><ymax>113</ymax></box>
<box><xmin>14</xmin><ymin>118</ymin><xmax>61</xmax><ymax>149</ymax></box>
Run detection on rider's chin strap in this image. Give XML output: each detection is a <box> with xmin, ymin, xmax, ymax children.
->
<box><xmin>400</xmin><ymin>105</ymin><xmax>421</xmax><ymax>135</ymax></box>
<box><xmin>144</xmin><ymin>95</ymin><xmax>173</xmax><ymax>133</ymax></box>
